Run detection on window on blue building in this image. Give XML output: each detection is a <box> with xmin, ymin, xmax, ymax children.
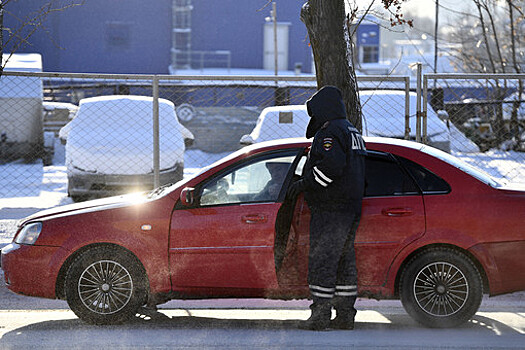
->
<box><xmin>106</xmin><ymin>22</ymin><xmax>131</xmax><ymax>49</ymax></box>
<box><xmin>362</xmin><ymin>46</ymin><xmax>379</xmax><ymax>63</ymax></box>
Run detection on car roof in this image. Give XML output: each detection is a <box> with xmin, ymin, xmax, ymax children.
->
<box><xmin>247</xmin><ymin>136</ymin><xmax>427</xmax><ymax>151</ymax></box>
<box><xmin>191</xmin><ymin>136</ymin><xmax>501</xmax><ymax>190</ymax></box>
<box><xmin>253</xmin><ymin>136</ymin><xmax>499</xmax><ymax>188</ymax></box>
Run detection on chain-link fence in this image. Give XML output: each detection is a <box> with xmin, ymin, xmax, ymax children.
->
<box><xmin>0</xmin><ymin>70</ymin><xmax>524</xmax><ymax>201</ymax></box>
<box><xmin>424</xmin><ymin>73</ymin><xmax>525</xmax><ymax>182</ymax></box>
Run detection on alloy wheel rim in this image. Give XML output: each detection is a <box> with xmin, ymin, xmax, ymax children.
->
<box><xmin>413</xmin><ymin>262</ymin><xmax>469</xmax><ymax>317</ymax></box>
<box><xmin>78</xmin><ymin>260</ymin><xmax>133</xmax><ymax>315</ymax></box>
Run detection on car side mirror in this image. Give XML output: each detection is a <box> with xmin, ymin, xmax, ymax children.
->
<box><xmin>180</xmin><ymin>187</ymin><xmax>195</xmax><ymax>206</ymax></box>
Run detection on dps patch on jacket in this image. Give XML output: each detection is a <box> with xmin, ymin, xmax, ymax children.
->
<box><xmin>323</xmin><ymin>138</ymin><xmax>333</xmax><ymax>151</ymax></box>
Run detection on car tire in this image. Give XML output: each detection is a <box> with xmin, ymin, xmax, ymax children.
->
<box><xmin>400</xmin><ymin>247</ymin><xmax>483</xmax><ymax>328</ymax></box>
<box><xmin>65</xmin><ymin>245</ymin><xmax>148</xmax><ymax>325</ymax></box>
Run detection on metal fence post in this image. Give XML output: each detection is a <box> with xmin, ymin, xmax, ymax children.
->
<box><xmin>422</xmin><ymin>74</ymin><xmax>428</xmax><ymax>144</ymax></box>
<box><xmin>152</xmin><ymin>76</ymin><xmax>160</xmax><ymax>189</ymax></box>
<box><xmin>404</xmin><ymin>76</ymin><xmax>411</xmax><ymax>140</ymax></box>
<box><xmin>416</xmin><ymin>63</ymin><xmax>422</xmax><ymax>143</ymax></box>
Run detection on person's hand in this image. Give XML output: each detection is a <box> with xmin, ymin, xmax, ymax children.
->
<box><xmin>287</xmin><ymin>179</ymin><xmax>305</xmax><ymax>199</ymax></box>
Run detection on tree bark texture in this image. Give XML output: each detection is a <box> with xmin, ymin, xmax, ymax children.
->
<box><xmin>300</xmin><ymin>0</ymin><xmax>362</xmax><ymax>131</ymax></box>
<box><xmin>0</xmin><ymin>1</ymin><xmax>4</xmax><ymax>76</ymax></box>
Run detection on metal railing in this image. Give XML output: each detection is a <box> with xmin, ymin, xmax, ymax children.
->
<box><xmin>170</xmin><ymin>49</ymin><xmax>232</xmax><ymax>72</ymax></box>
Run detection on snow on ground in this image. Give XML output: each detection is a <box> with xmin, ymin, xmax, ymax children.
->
<box><xmin>453</xmin><ymin>149</ymin><xmax>525</xmax><ymax>184</ymax></box>
<box><xmin>1</xmin><ymin>139</ymin><xmax>524</xmax><ymax>244</ymax></box>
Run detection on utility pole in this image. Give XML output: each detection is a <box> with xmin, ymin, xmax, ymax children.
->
<box><xmin>0</xmin><ymin>0</ymin><xmax>4</xmax><ymax>76</ymax></box>
<box><xmin>272</xmin><ymin>1</ymin><xmax>278</xmax><ymax>76</ymax></box>
<box><xmin>434</xmin><ymin>0</ymin><xmax>439</xmax><ymax>77</ymax></box>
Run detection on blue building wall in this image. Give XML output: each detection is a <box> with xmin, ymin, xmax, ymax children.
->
<box><xmin>3</xmin><ymin>1</ymin><xmax>311</xmax><ymax>74</ymax></box>
<box><xmin>191</xmin><ymin>1</ymin><xmax>310</xmax><ymax>71</ymax></box>
<box><xmin>4</xmin><ymin>0</ymin><xmax>172</xmax><ymax>74</ymax></box>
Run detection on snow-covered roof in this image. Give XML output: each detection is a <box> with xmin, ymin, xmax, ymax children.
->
<box><xmin>388</xmin><ymin>53</ymin><xmax>460</xmax><ymax>75</ymax></box>
<box><xmin>0</xmin><ymin>53</ymin><xmax>43</xmax><ymax>98</ymax></box>
<box><xmin>2</xmin><ymin>53</ymin><xmax>43</xmax><ymax>72</ymax></box>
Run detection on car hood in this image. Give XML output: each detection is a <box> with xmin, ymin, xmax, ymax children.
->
<box><xmin>20</xmin><ymin>193</ymin><xmax>150</xmax><ymax>225</ymax></box>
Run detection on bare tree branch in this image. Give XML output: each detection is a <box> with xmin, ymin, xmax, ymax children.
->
<box><xmin>1</xmin><ymin>0</ymin><xmax>83</xmax><ymax>74</ymax></box>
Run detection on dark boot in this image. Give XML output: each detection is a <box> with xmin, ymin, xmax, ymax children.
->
<box><xmin>330</xmin><ymin>297</ymin><xmax>356</xmax><ymax>330</ymax></box>
<box><xmin>299</xmin><ymin>302</ymin><xmax>332</xmax><ymax>331</ymax></box>
<box><xmin>330</xmin><ymin>312</ymin><xmax>355</xmax><ymax>330</ymax></box>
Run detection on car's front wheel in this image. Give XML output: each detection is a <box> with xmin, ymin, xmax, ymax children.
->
<box><xmin>65</xmin><ymin>246</ymin><xmax>148</xmax><ymax>325</ymax></box>
<box><xmin>400</xmin><ymin>247</ymin><xmax>483</xmax><ymax>328</ymax></box>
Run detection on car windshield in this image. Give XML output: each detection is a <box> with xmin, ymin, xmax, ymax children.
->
<box><xmin>189</xmin><ymin>142</ymin><xmax>301</xmax><ymax>179</ymax></box>
<box><xmin>147</xmin><ymin>147</ymin><xmax>265</xmax><ymax>199</ymax></box>
<box><xmin>420</xmin><ymin>145</ymin><xmax>503</xmax><ymax>188</ymax></box>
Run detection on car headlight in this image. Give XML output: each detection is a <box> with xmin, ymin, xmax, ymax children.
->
<box><xmin>15</xmin><ymin>222</ymin><xmax>43</xmax><ymax>245</ymax></box>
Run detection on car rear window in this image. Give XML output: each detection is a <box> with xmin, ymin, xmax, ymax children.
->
<box><xmin>365</xmin><ymin>152</ymin><xmax>419</xmax><ymax>197</ymax></box>
<box><xmin>398</xmin><ymin>157</ymin><xmax>451</xmax><ymax>194</ymax></box>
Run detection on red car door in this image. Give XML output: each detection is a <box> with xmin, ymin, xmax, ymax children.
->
<box><xmin>357</xmin><ymin>151</ymin><xmax>426</xmax><ymax>286</ymax></box>
<box><xmin>170</xmin><ymin>203</ymin><xmax>281</xmax><ymax>289</ymax></box>
<box><xmin>169</xmin><ymin>152</ymin><xmax>299</xmax><ymax>290</ymax></box>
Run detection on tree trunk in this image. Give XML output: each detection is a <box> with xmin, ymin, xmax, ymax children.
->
<box><xmin>0</xmin><ymin>0</ymin><xmax>4</xmax><ymax>77</ymax></box>
<box><xmin>300</xmin><ymin>0</ymin><xmax>362</xmax><ymax>131</ymax></box>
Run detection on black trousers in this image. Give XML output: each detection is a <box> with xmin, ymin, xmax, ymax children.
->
<box><xmin>308</xmin><ymin>207</ymin><xmax>361</xmax><ymax>314</ymax></box>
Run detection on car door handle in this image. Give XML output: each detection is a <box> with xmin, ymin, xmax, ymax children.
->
<box><xmin>242</xmin><ymin>214</ymin><xmax>268</xmax><ymax>224</ymax></box>
<box><xmin>382</xmin><ymin>208</ymin><xmax>413</xmax><ymax>217</ymax></box>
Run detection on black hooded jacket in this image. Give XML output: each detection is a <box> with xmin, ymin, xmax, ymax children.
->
<box><xmin>301</xmin><ymin>86</ymin><xmax>366</xmax><ymax>212</ymax></box>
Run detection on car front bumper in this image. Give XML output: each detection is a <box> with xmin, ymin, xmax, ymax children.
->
<box><xmin>1</xmin><ymin>243</ymin><xmax>64</xmax><ymax>299</ymax></box>
<box><xmin>68</xmin><ymin>163</ymin><xmax>183</xmax><ymax>199</ymax></box>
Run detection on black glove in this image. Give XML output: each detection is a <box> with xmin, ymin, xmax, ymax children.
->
<box><xmin>287</xmin><ymin>179</ymin><xmax>306</xmax><ymax>199</ymax></box>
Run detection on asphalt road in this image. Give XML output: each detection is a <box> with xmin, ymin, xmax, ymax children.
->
<box><xmin>1</xmin><ymin>270</ymin><xmax>524</xmax><ymax>349</ymax></box>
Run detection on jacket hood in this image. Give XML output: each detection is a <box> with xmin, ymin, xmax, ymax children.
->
<box><xmin>305</xmin><ymin>85</ymin><xmax>347</xmax><ymax>138</ymax></box>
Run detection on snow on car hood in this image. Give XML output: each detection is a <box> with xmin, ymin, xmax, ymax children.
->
<box><xmin>19</xmin><ymin>193</ymin><xmax>149</xmax><ymax>225</ymax></box>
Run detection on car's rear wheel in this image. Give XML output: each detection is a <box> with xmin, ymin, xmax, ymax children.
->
<box><xmin>65</xmin><ymin>246</ymin><xmax>148</xmax><ymax>325</ymax></box>
<box><xmin>400</xmin><ymin>247</ymin><xmax>483</xmax><ymax>328</ymax></box>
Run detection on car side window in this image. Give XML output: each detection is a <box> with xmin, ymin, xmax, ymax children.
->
<box><xmin>398</xmin><ymin>157</ymin><xmax>451</xmax><ymax>194</ymax></box>
<box><xmin>365</xmin><ymin>152</ymin><xmax>419</xmax><ymax>197</ymax></box>
<box><xmin>199</xmin><ymin>155</ymin><xmax>296</xmax><ymax>206</ymax></box>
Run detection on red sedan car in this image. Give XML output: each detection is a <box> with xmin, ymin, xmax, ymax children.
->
<box><xmin>2</xmin><ymin>137</ymin><xmax>525</xmax><ymax>328</ymax></box>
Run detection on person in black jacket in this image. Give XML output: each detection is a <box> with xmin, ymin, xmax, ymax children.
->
<box><xmin>288</xmin><ymin>85</ymin><xmax>366</xmax><ymax>331</ymax></box>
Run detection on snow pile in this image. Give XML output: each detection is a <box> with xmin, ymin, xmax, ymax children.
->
<box><xmin>360</xmin><ymin>90</ymin><xmax>479</xmax><ymax>153</ymax></box>
<box><xmin>65</xmin><ymin>96</ymin><xmax>190</xmax><ymax>175</ymax></box>
<box><xmin>0</xmin><ymin>53</ymin><xmax>43</xmax><ymax>99</ymax></box>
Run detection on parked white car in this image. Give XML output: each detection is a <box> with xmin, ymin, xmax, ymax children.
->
<box><xmin>241</xmin><ymin>90</ymin><xmax>480</xmax><ymax>153</ymax></box>
<box><xmin>60</xmin><ymin>95</ymin><xmax>194</xmax><ymax>201</ymax></box>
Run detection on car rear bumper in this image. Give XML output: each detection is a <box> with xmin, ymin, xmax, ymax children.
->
<box><xmin>470</xmin><ymin>240</ymin><xmax>525</xmax><ymax>296</ymax></box>
<box><xmin>1</xmin><ymin>243</ymin><xmax>63</xmax><ymax>299</ymax></box>
<box><xmin>68</xmin><ymin>162</ymin><xmax>183</xmax><ymax>198</ymax></box>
